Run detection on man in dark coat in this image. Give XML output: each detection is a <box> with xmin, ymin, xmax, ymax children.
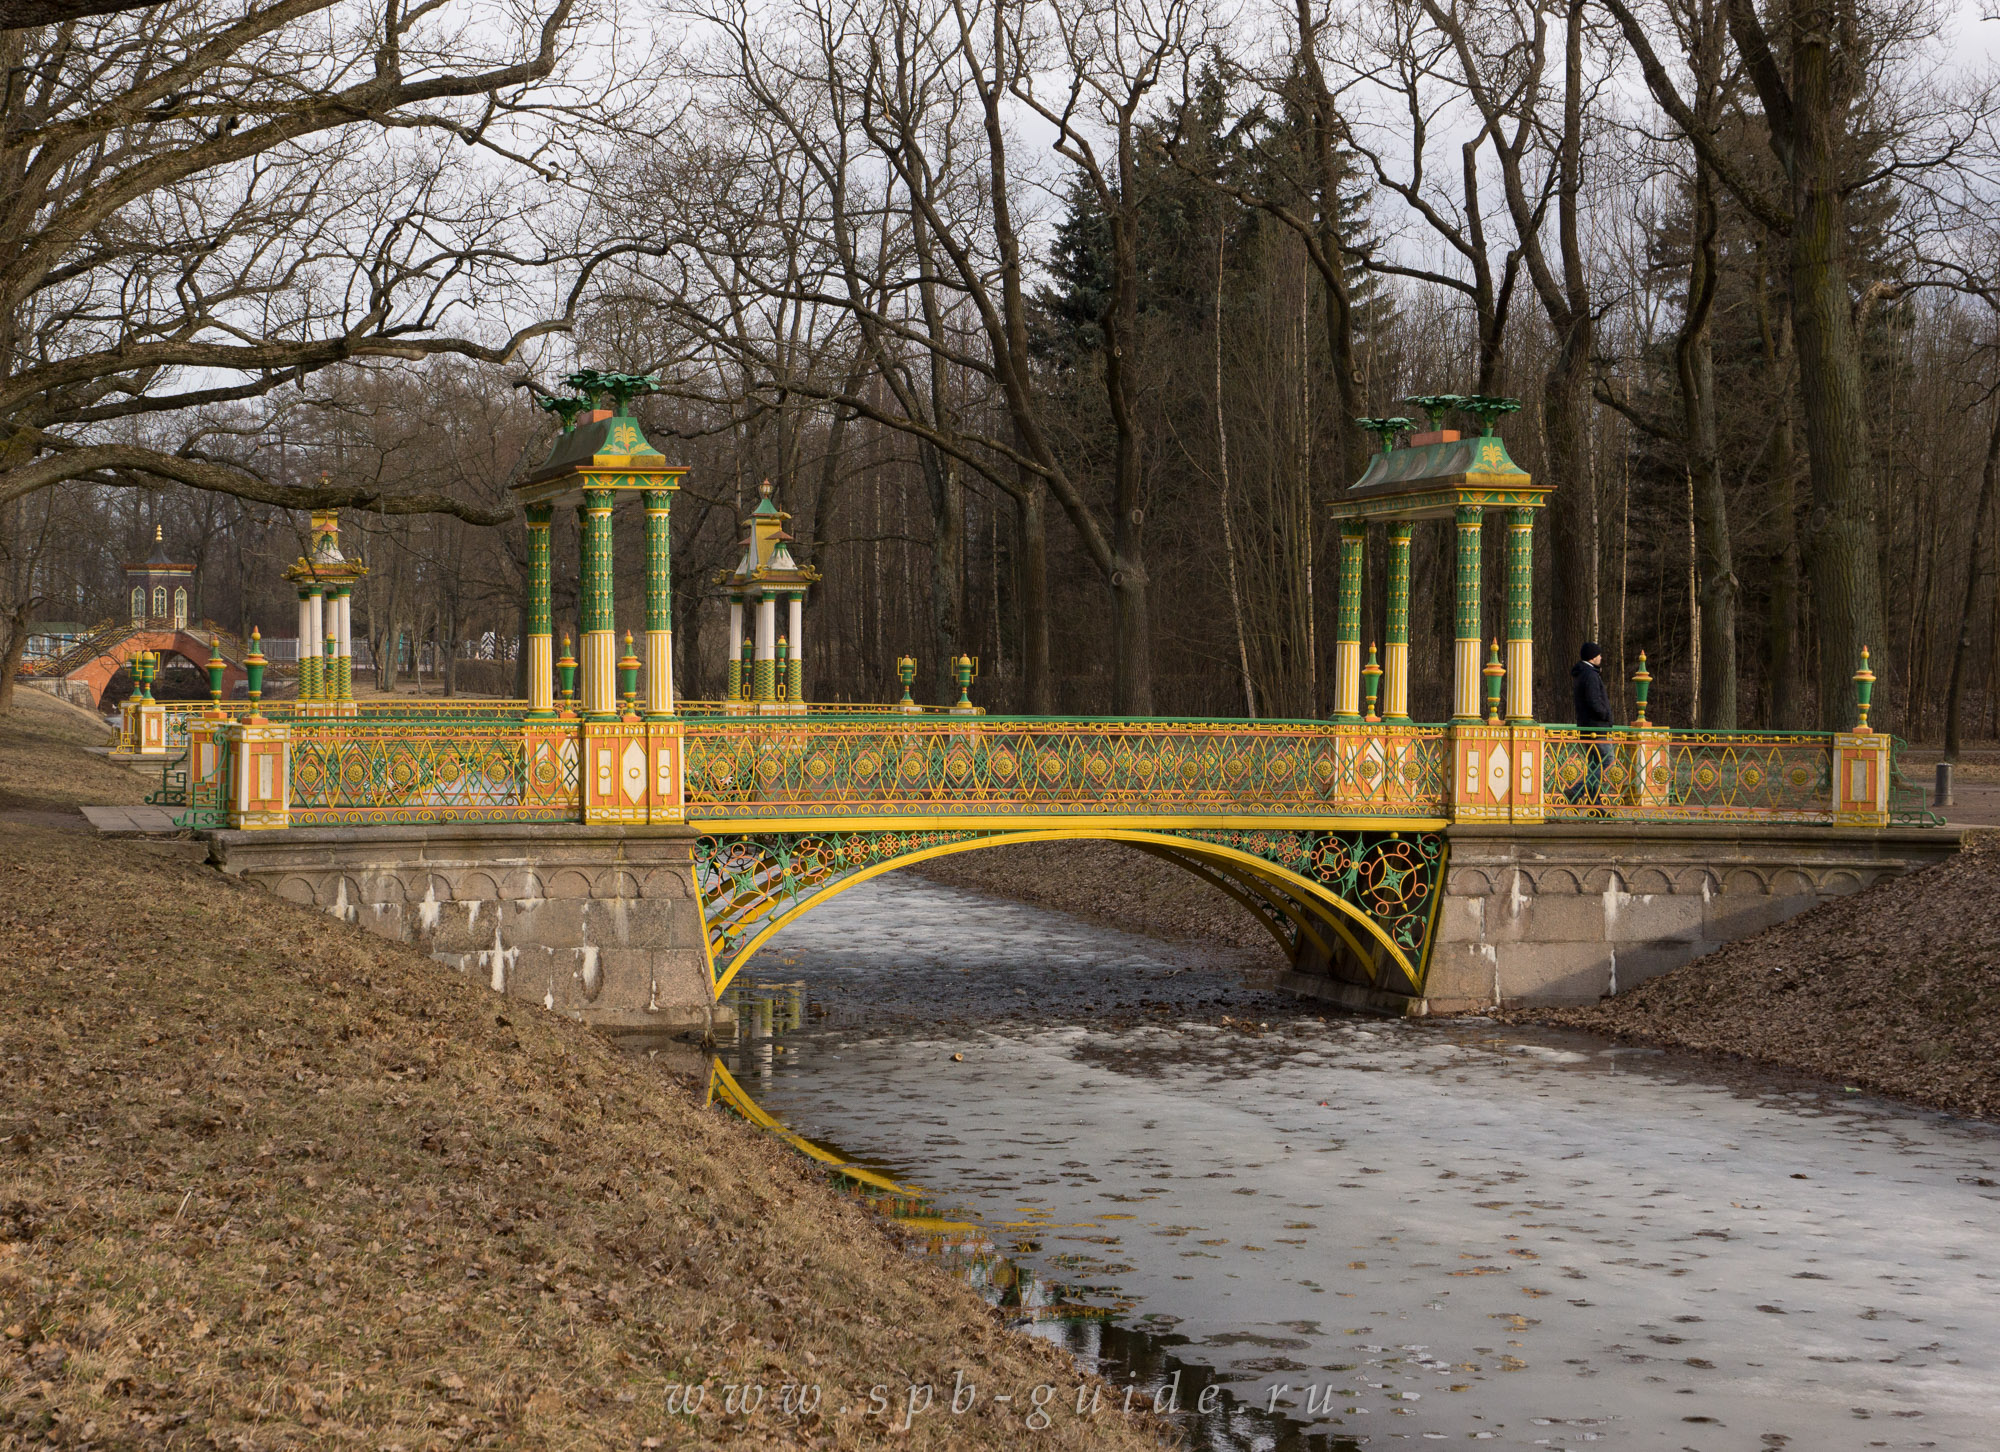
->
<box><xmin>1569</xmin><ymin>644</ymin><xmax>1613</xmax><ymax>806</ymax></box>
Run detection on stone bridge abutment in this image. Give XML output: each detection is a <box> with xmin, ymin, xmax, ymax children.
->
<box><xmin>1282</xmin><ymin>823</ymin><xmax>1961</xmax><ymax>1014</ymax></box>
<box><xmin>206</xmin><ymin>824</ymin><xmax>719</xmax><ymax>1038</ymax></box>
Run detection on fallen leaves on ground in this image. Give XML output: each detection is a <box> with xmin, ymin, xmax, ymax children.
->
<box><xmin>0</xmin><ymin>699</ymin><xmax>1165</xmax><ymax>1450</ymax></box>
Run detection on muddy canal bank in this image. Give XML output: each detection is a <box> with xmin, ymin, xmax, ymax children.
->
<box><xmin>0</xmin><ymin>693</ymin><xmax>1161</xmax><ymax>1452</ymax></box>
<box><xmin>1505</xmin><ymin>830</ymin><xmax>2000</xmax><ymax>1121</ymax></box>
<box><xmin>724</xmin><ymin>871</ymin><xmax>2000</xmax><ymax>1451</ymax></box>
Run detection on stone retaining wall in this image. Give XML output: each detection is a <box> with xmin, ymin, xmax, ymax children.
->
<box><xmin>205</xmin><ymin>824</ymin><xmax>717</xmax><ymax>1037</ymax></box>
<box><xmin>1411</xmin><ymin>823</ymin><xmax>1962</xmax><ymax>1013</ymax></box>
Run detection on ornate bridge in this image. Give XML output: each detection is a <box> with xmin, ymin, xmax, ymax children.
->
<box><xmin>145</xmin><ymin>695</ymin><xmax>1927</xmax><ymax>1007</ymax></box>
<box><xmin>132</xmin><ymin>380</ymin><xmax>1938</xmax><ymax>1020</ymax></box>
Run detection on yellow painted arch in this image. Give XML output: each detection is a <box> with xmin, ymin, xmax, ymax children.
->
<box><xmin>1138</xmin><ymin>843</ymin><xmax>1384</xmax><ymax>976</ymax></box>
<box><xmin>1120</xmin><ymin>841</ymin><xmax>1301</xmax><ymax>959</ymax></box>
<box><xmin>701</xmin><ymin>827</ymin><xmax>1412</xmax><ymax>998</ymax></box>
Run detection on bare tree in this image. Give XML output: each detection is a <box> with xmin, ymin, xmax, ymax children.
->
<box><xmin>0</xmin><ymin>0</ymin><xmax>652</xmax><ymax>526</ymax></box>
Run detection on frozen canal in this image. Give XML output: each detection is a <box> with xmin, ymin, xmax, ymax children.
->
<box><xmin>715</xmin><ymin>872</ymin><xmax>2000</xmax><ymax>1450</ymax></box>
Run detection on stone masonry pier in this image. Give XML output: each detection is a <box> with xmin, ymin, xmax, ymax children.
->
<box><xmin>1283</xmin><ymin>823</ymin><xmax>1962</xmax><ymax>1014</ymax></box>
<box><xmin>205</xmin><ymin>824</ymin><xmax>719</xmax><ymax>1039</ymax></box>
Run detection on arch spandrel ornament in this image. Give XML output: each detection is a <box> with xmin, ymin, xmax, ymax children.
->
<box><xmin>694</xmin><ymin>826</ymin><xmax>1447</xmax><ymax>1000</ymax></box>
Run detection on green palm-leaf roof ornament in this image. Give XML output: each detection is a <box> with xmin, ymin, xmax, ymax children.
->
<box><xmin>565</xmin><ymin>370</ymin><xmax>660</xmax><ymax>413</ymax></box>
<box><xmin>1355</xmin><ymin>416</ymin><xmax>1416</xmax><ymax>455</ymax></box>
<box><xmin>536</xmin><ymin>394</ymin><xmax>591</xmax><ymax>432</ymax></box>
<box><xmin>1402</xmin><ymin>394</ymin><xmax>1466</xmax><ymax>431</ymax></box>
<box><xmin>1459</xmin><ymin>395</ymin><xmax>1522</xmax><ymax>436</ymax></box>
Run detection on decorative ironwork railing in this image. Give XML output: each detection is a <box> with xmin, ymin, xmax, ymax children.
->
<box><xmin>679</xmin><ymin>700</ymin><xmax>976</xmax><ymax>716</ymax></box>
<box><xmin>130</xmin><ymin>701</ymin><xmax>1928</xmax><ymax>831</ymax></box>
<box><xmin>680</xmin><ymin>719</ymin><xmax>1452</xmax><ymax>820</ymax></box>
<box><xmin>1541</xmin><ymin>726</ymin><xmax>1935</xmax><ymax>825</ymax></box>
<box><xmin>287</xmin><ymin>718</ymin><xmax>577</xmax><ymax>827</ymax></box>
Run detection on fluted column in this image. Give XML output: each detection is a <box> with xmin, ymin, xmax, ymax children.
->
<box><xmin>786</xmin><ymin>591</ymin><xmax>804</xmax><ymax>704</ymax></box>
<box><xmin>295</xmin><ymin>588</ymin><xmax>317</xmax><ymax>699</ymax></box>
<box><xmin>525</xmin><ymin>504</ymin><xmax>555</xmax><ymax>718</ymax></box>
<box><xmin>1332</xmin><ymin>520</ymin><xmax>1366</xmax><ymax>721</ymax></box>
<box><xmin>726</xmin><ymin>598</ymin><xmax>744</xmax><ymax>700</ymax></box>
<box><xmin>1453</xmin><ymin>506</ymin><xmax>1484</xmax><ymax>721</ymax></box>
<box><xmin>1505</xmin><ymin>506</ymin><xmax>1535</xmax><ymax>722</ymax></box>
<box><xmin>334</xmin><ymin>587</ymin><xmax>353</xmax><ymax>700</ymax></box>
<box><xmin>302</xmin><ymin>587</ymin><xmax>324</xmax><ymax>700</ymax></box>
<box><xmin>754</xmin><ymin>591</ymin><xmax>777</xmax><ymax>701</ymax></box>
<box><xmin>579</xmin><ymin>489</ymin><xmax>617</xmax><ymax>720</ymax></box>
<box><xmin>1384</xmin><ymin>521</ymin><xmax>1412</xmax><ymax>721</ymax></box>
<box><xmin>644</xmin><ymin>488</ymin><xmax>674</xmax><ymax>716</ymax></box>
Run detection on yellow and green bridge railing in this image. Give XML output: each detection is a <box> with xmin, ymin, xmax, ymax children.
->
<box><xmin>135</xmin><ymin>694</ymin><xmax>1936</xmax><ymax>1005</ymax></box>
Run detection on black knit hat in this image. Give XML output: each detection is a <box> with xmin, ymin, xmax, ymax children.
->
<box><xmin>1580</xmin><ymin>642</ymin><xmax>1601</xmax><ymax>661</ymax></box>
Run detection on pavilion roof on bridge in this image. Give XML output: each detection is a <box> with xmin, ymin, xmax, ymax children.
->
<box><xmin>1333</xmin><ymin>431</ymin><xmax>1548</xmax><ymax>522</ymax></box>
<box><xmin>282</xmin><ymin>510</ymin><xmax>368</xmax><ymax>587</ymax></box>
<box><xmin>725</xmin><ymin>481</ymin><xmax>817</xmax><ymax>595</ymax></box>
<box><xmin>514</xmin><ymin>406</ymin><xmax>687</xmax><ymax>505</ymax></box>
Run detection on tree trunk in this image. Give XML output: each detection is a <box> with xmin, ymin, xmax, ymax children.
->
<box><xmin>0</xmin><ymin>602</ymin><xmax>30</xmax><ymax>714</ymax></box>
<box><xmin>1725</xmin><ymin>0</ymin><xmax>1886</xmax><ymax>727</ymax></box>
<box><xmin>921</xmin><ymin>444</ymin><xmax>965</xmax><ymax>707</ymax></box>
<box><xmin>1215</xmin><ymin>227</ymin><xmax>1255</xmax><ymax>718</ymax></box>
<box><xmin>1763</xmin><ymin>300</ymin><xmax>1807</xmax><ymax>729</ymax></box>
<box><xmin>1014</xmin><ymin>480</ymin><xmax>1052</xmax><ymax>714</ymax></box>
<box><xmin>1103</xmin><ymin>187</ymin><xmax>1152</xmax><ymax>715</ymax></box>
<box><xmin>1544</xmin><ymin>338</ymin><xmax>1595</xmax><ymax>678</ymax></box>
<box><xmin>1676</xmin><ymin>163</ymin><xmax>1738</xmax><ymax>728</ymax></box>
<box><xmin>1944</xmin><ymin>398</ymin><xmax>2000</xmax><ymax>759</ymax></box>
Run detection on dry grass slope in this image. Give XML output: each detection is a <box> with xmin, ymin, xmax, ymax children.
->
<box><xmin>1507</xmin><ymin>831</ymin><xmax>2000</xmax><ymax>1121</ymax></box>
<box><xmin>0</xmin><ymin>697</ymin><xmax>1164</xmax><ymax>1450</ymax></box>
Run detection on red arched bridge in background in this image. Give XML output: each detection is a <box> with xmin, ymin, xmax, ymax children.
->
<box><xmin>21</xmin><ymin>617</ymin><xmax>245</xmax><ymax>710</ymax></box>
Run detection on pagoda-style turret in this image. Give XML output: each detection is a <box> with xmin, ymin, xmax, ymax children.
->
<box><xmin>282</xmin><ymin>506</ymin><xmax>368</xmax><ymax>709</ymax></box>
<box><xmin>513</xmin><ymin>372</ymin><xmax>686</xmax><ymax>725</ymax></box>
<box><xmin>1337</xmin><ymin>394</ymin><xmax>1553</xmax><ymax>823</ymax></box>
<box><xmin>511</xmin><ymin>370</ymin><xmax>687</xmax><ymax>825</ymax></box>
<box><xmin>722</xmin><ymin>482</ymin><xmax>818</xmax><ymax>713</ymax></box>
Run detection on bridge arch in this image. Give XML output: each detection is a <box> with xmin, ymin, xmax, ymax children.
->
<box><xmin>696</xmin><ymin>827</ymin><xmax>1442</xmax><ymax>1002</ymax></box>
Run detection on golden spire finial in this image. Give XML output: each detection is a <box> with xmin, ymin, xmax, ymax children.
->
<box><xmin>154</xmin><ymin>524</ymin><xmax>162</xmax><ymax>542</ymax></box>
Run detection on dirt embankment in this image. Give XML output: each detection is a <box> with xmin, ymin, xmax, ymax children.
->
<box><xmin>1500</xmin><ymin>831</ymin><xmax>2000</xmax><ymax>1121</ymax></box>
<box><xmin>909</xmin><ymin>841</ymin><xmax>1283</xmax><ymax>970</ymax></box>
<box><xmin>0</xmin><ymin>694</ymin><xmax>1162</xmax><ymax>1451</ymax></box>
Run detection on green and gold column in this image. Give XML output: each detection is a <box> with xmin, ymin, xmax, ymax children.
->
<box><xmin>786</xmin><ymin>590</ymin><xmax>805</xmax><ymax>705</ymax></box>
<box><xmin>1453</xmin><ymin>505</ymin><xmax>1484</xmax><ymax>721</ymax></box>
<box><xmin>1332</xmin><ymin>520</ymin><xmax>1367</xmax><ymax>721</ymax></box>
<box><xmin>1384</xmin><ymin>521</ymin><xmax>1412</xmax><ymax>721</ymax></box>
<box><xmin>525</xmin><ymin>503</ymin><xmax>555</xmax><ymax>718</ymax></box>
<box><xmin>333</xmin><ymin>585</ymin><xmax>354</xmax><ymax>701</ymax></box>
<box><xmin>579</xmin><ymin>489</ymin><xmax>617</xmax><ymax>720</ymax></box>
<box><xmin>643</xmin><ymin>488</ymin><xmax>674</xmax><ymax>716</ymax></box>
<box><xmin>725</xmin><ymin>598</ymin><xmax>744</xmax><ymax>702</ymax></box>
<box><xmin>1505</xmin><ymin>506</ymin><xmax>1535</xmax><ymax>722</ymax></box>
<box><xmin>299</xmin><ymin>586</ymin><xmax>322</xmax><ymax>700</ymax></box>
